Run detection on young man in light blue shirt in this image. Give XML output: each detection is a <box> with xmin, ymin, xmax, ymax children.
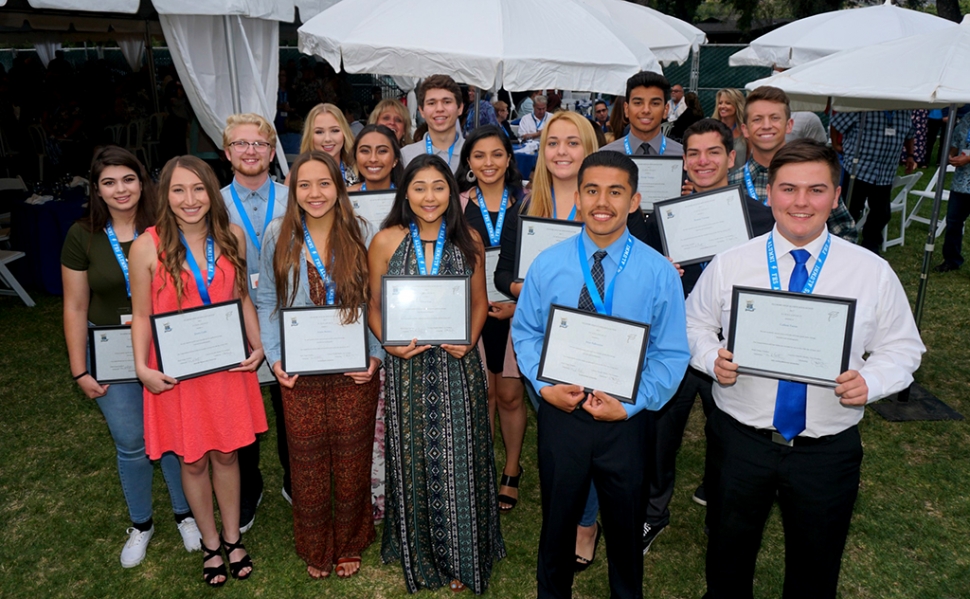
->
<box><xmin>512</xmin><ymin>151</ymin><xmax>689</xmax><ymax>599</ymax></box>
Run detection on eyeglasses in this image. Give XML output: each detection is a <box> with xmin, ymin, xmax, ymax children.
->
<box><xmin>229</xmin><ymin>141</ymin><xmax>273</xmax><ymax>153</ymax></box>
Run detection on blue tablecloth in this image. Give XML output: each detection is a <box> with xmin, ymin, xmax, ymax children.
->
<box><xmin>9</xmin><ymin>188</ymin><xmax>87</xmax><ymax>296</ymax></box>
<box><xmin>513</xmin><ymin>146</ymin><xmax>538</xmax><ymax>180</ymax></box>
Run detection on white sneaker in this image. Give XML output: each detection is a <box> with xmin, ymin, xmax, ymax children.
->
<box><xmin>120</xmin><ymin>526</ymin><xmax>154</xmax><ymax>568</ymax></box>
<box><xmin>177</xmin><ymin>517</ymin><xmax>202</xmax><ymax>552</ymax></box>
<box><xmin>281</xmin><ymin>487</ymin><xmax>293</xmax><ymax>506</ymax></box>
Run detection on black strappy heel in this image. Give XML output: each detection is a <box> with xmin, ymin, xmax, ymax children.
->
<box><xmin>201</xmin><ymin>541</ymin><xmax>227</xmax><ymax>587</ymax></box>
<box><xmin>498</xmin><ymin>465</ymin><xmax>524</xmax><ymax>513</ymax></box>
<box><xmin>220</xmin><ymin>533</ymin><xmax>253</xmax><ymax>580</ymax></box>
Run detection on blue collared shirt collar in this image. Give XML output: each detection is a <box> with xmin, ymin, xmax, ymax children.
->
<box><xmin>582</xmin><ymin>226</ymin><xmax>630</xmax><ymax>266</ymax></box>
<box><xmin>231</xmin><ymin>176</ymin><xmax>274</xmax><ymax>203</ymax></box>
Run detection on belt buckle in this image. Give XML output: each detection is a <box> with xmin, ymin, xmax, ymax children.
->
<box><xmin>771</xmin><ymin>431</ymin><xmax>794</xmax><ymax>447</ymax></box>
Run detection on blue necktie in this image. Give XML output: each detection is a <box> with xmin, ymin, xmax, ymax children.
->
<box><xmin>772</xmin><ymin>249</ymin><xmax>810</xmax><ymax>441</ymax></box>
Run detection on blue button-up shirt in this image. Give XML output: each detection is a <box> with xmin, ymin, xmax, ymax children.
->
<box><xmin>221</xmin><ymin>177</ymin><xmax>289</xmax><ymax>306</ymax></box>
<box><xmin>511</xmin><ymin>228</ymin><xmax>689</xmax><ymax>418</ymax></box>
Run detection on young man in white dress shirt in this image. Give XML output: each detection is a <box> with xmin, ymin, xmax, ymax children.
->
<box><xmin>686</xmin><ymin>140</ymin><xmax>925</xmax><ymax>599</ymax></box>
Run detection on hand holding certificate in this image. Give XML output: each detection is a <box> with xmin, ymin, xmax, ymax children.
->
<box><xmin>151</xmin><ymin>300</ymin><xmax>250</xmax><ymax>380</ymax></box>
<box><xmin>537</xmin><ymin>305</ymin><xmax>650</xmax><ymax>404</ymax></box>
<box><xmin>382</xmin><ymin>275</ymin><xmax>471</xmax><ymax>345</ymax></box>
<box><xmin>727</xmin><ymin>287</ymin><xmax>855</xmax><ymax>387</ymax></box>
<box><xmin>630</xmin><ymin>156</ymin><xmax>684</xmax><ymax>212</ymax></box>
<box><xmin>515</xmin><ymin>216</ymin><xmax>583</xmax><ymax>281</ymax></box>
<box><xmin>654</xmin><ymin>185</ymin><xmax>753</xmax><ymax>266</ymax></box>
<box><xmin>280</xmin><ymin>305</ymin><xmax>369</xmax><ymax>376</ymax></box>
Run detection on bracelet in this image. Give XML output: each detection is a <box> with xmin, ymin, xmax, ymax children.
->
<box><xmin>72</xmin><ymin>370</ymin><xmax>90</xmax><ymax>381</ymax></box>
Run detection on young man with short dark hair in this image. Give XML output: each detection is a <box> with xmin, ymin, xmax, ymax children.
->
<box><xmin>601</xmin><ymin>71</ymin><xmax>683</xmax><ymax>157</ymax></box>
<box><xmin>401</xmin><ymin>74</ymin><xmax>464</xmax><ymax>172</ymax></box>
<box><xmin>513</xmin><ymin>151</ymin><xmax>689</xmax><ymax>599</ymax></box>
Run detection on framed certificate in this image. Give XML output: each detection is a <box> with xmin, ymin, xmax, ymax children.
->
<box><xmin>88</xmin><ymin>325</ymin><xmax>137</xmax><ymax>384</ymax></box>
<box><xmin>727</xmin><ymin>286</ymin><xmax>856</xmax><ymax>387</ymax></box>
<box><xmin>485</xmin><ymin>247</ymin><xmax>513</xmax><ymax>303</ymax></box>
<box><xmin>280</xmin><ymin>305</ymin><xmax>369</xmax><ymax>376</ymax></box>
<box><xmin>654</xmin><ymin>185</ymin><xmax>753</xmax><ymax>266</ymax></box>
<box><xmin>630</xmin><ymin>155</ymin><xmax>684</xmax><ymax>212</ymax></box>
<box><xmin>515</xmin><ymin>216</ymin><xmax>583</xmax><ymax>281</ymax></box>
<box><xmin>350</xmin><ymin>190</ymin><xmax>396</xmax><ymax>227</ymax></box>
<box><xmin>537</xmin><ymin>305</ymin><xmax>650</xmax><ymax>404</ymax></box>
<box><xmin>381</xmin><ymin>275</ymin><xmax>471</xmax><ymax>346</ymax></box>
<box><xmin>150</xmin><ymin>300</ymin><xmax>249</xmax><ymax>380</ymax></box>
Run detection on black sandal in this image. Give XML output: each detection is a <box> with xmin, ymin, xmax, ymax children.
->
<box><xmin>202</xmin><ymin>541</ymin><xmax>227</xmax><ymax>587</ymax></box>
<box><xmin>220</xmin><ymin>533</ymin><xmax>253</xmax><ymax>580</ymax></box>
<box><xmin>497</xmin><ymin>465</ymin><xmax>523</xmax><ymax>513</ymax></box>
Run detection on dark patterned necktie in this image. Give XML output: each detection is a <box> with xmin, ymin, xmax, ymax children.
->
<box><xmin>577</xmin><ymin>250</ymin><xmax>607</xmax><ymax>313</ymax></box>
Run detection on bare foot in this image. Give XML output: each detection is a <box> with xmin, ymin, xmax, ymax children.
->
<box><xmin>575</xmin><ymin>522</ymin><xmax>598</xmax><ymax>564</ymax></box>
<box><xmin>307</xmin><ymin>565</ymin><xmax>329</xmax><ymax>579</ymax></box>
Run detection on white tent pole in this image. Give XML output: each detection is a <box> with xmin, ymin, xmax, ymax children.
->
<box><xmin>223</xmin><ymin>15</ymin><xmax>242</xmax><ymax>114</ymax></box>
<box><xmin>913</xmin><ymin>102</ymin><xmax>959</xmax><ymax>329</ymax></box>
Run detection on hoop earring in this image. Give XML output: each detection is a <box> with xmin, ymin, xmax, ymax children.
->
<box><xmin>465</xmin><ymin>170</ymin><xmax>477</xmax><ymax>183</ymax></box>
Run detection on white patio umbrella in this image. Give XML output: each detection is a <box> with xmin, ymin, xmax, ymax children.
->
<box><xmin>729</xmin><ymin>0</ymin><xmax>953</xmax><ymax>69</ymax></box>
<box><xmin>745</xmin><ymin>16</ymin><xmax>970</xmax><ymax>329</ymax></box>
<box><xmin>297</xmin><ymin>0</ymin><xmax>702</xmax><ymax>96</ymax></box>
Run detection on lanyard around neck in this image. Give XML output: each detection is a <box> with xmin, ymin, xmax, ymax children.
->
<box><xmin>229</xmin><ymin>182</ymin><xmax>275</xmax><ymax>254</ymax></box>
<box><xmin>301</xmin><ymin>217</ymin><xmax>335</xmax><ymax>305</ymax></box>
<box><xmin>105</xmin><ymin>221</ymin><xmax>138</xmax><ymax>297</ymax></box>
<box><xmin>179</xmin><ymin>231</ymin><xmax>216</xmax><ymax>305</ymax></box>
<box><xmin>475</xmin><ymin>187</ymin><xmax>509</xmax><ymax>246</ymax></box>
<box><xmin>551</xmin><ymin>187</ymin><xmax>576</xmax><ymax>221</ymax></box>
<box><xmin>743</xmin><ymin>163</ymin><xmax>762</xmax><ymax>205</ymax></box>
<box><xmin>766</xmin><ymin>232</ymin><xmax>831</xmax><ymax>294</ymax></box>
<box><xmin>577</xmin><ymin>232</ymin><xmax>634</xmax><ymax>315</ymax></box>
<box><xmin>408</xmin><ymin>220</ymin><xmax>446</xmax><ymax>275</ymax></box>
<box><xmin>425</xmin><ymin>132</ymin><xmax>460</xmax><ymax>167</ymax></box>
<box><xmin>360</xmin><ymin>182</ymin><xmax>395</xmax><ymax>192</ymax></box>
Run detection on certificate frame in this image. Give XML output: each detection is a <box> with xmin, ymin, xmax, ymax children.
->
<box><xmin>727</xmin><ymin>286</ymin><xmax>856</xmax><ymax>387</ymax></box>
<box><xmin>348</xmin><ymin>189</ymin><xmax>397</xmax><ymax>228</ymax></box>
<box><xmin>653</xmin><ymin>184</ymin><xmax>753</xmax><ymax>266</ymax></box>
<box><xmin>88</xmin><ymin>325</ymin><xmax>138</xmax><ymax>384</ymax></box>
<box><xmin>536</xmin><ymin>304</ymin><xmax>650</xmax><ymax>404</ymax></box>
<box><xmin>484</xmin><ymin>247</ymin><xmax>514</xmax><ymax>303</ymax></box>
<box><xmin>381</xmin><ymin>275</ymin><xmax>472</xmax><ymax>346</ymax></box>
<box><xmin>150</xmin><ymin>299</ymin><xmax>249</xmax><ymax>380</ymax></box>
<box><xmin>629</xmin><ymin>155</ymin><xmax>685</xmax><ymax>212</ymax></box>
<box><xmin>514</xmin><ymin>215</ymin><xmax>583</xmax><ymax>282</ymax></box>
<box><xmin>280</xmin><ymin>305</ymin><xmax>370</xmax><ymax>376</ymax></box>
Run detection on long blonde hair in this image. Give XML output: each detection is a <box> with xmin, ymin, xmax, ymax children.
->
<box><xmin>526</xmin><ymin>112</ymin><xmax>598</xmax><ymax>218</ymax></box>
<box><xmin>713</xmin><ymin>88</ymin><xmax>746</xmax><ymax>126</ymax></box>
<box><xmin>301</xmin><ymin>103</ymin><xmax>355</xmax><ymax>172</ymax></box>
<box><xmin>154</xmin><ymin>156</ymin><xmax>248</xmax><ymax>308</ymax></box>
<box><xmin>272</xmin><ymin>152</ymin><xmax>369</xmax><ymax>324</ymax></box>
<box><xmin>367</xmin><ymin>98</ymin><xmax>412</xmax><ymax>147</ymax></box>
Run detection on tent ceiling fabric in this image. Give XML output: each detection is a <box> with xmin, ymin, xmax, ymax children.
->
<box><xmin>0</xmin><ymin>11</ymin><xmax>155</xmax><ymax>33</ymax></box>
<box><xmin>27</xmin><ymin>0</ymin><xmax>139</xmax><ymax>12</ymax></box>
<box><xmin>745</xmin><ymin>16</ymin><xmax>970</xmax><ymax>111</ymax></box>
<box><xmin>152</xmin><ymin>0</ymin><xmax>294</xmax><ymax>21</ymax></box>
<box><xmin>728</xmin><ymin>0</ymin><xmax>953</xmax><ymax>68</ymax></box>
<box><xmin>298</xmin><ymin>0</ymin><xmax>693</xmax><ymax>94</ymax></box>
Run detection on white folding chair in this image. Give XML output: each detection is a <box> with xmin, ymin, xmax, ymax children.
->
<box><xmin>904</xmin><ymin>165</ymin><xmax>956</xmax><ymax>239</ymax></box>
<box><xmin>0</xmin><ymin>177</ymin><xmax>27</xmax><ymax>245</ymax></box>
<box><xmin>0</xmin><ymin>250</ymin><xmax>35</xmax><ymax>307</ymax></box>
<box><xmin>883</xmin><ymin>172</ymin><xmax>923</xmax><ymax>251</ymax></box>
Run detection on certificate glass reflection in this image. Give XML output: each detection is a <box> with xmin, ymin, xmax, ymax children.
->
<box><xmin>537</xmin><ymin>305</ymin><xmax>650</xmax><ymax>404</ymax></box>
<box><xmin>630</xmin><ymin>156</ymin><xmax>684</xmax><ymax>212</ymax></box>
<box><xmin>89</xmin><ymin>325</ymin><xmax>138</xmax><ymax>384</ymax></box>
<box><xmin>150</xmin><ymin>300</ymin><xmax>249</xmax><ymax>380</ymax></box>
<box><xmin>728</xmin><ymin>286</ymin><xmax>856</xmax><ymax>387</ymax></box>
<box><xmin>515</xmin><ymin>216</ymin><xmax>583</xmax><ymax>281</ymax></box>
<box><xmin>349</xmin><ymin>190</ymin><xmax>396</xmax><ymax>244</ymax></box>
<box><xmin>280</xmin><ymin>305</ymin><xmax>369</xmax><ymax>376</ymax></box>
<box><xmin>382</xmin><ymin>275</ymin><xmax>471</xmax><ymax>345</ymax></box>
<box><xmin>654</xmin><ymin>185</ymin><xmax>753</xmax><ymax>266</ymax></box>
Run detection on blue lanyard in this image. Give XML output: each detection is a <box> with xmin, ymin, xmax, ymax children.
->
<box><xmin>577</xmin><ymin>232</ymin><xmax>634</xmax><ymax>315</ymax></box>
<box><xmin>532</xmin><ymin>113</ymin><xmax>546</xmax><ymax>131</ymax></box>
<box><xmin>766</xmin><ymin>232</ymin><xmax>830</xmax><ymax>293</ymax></box>
<box><xmin>743</xmin><ymin>163</ymin><xmax>762</xmax><ymax>205</ymax></box>
<box><xmin>105</xmin><ymin>222</ymin><xmax>137</xmax><ymax>297</ymax></box>
<box><xmin>551</xmin><ymin>188</ymin><xmax>576</xmax><ymax>221</ymax></box>
<box><xmin>475</xmin><ymin>187</ymin><xmax>509</xmax><ymax>246</ymax></box>
<box><xmin>360</xmin><ymin>182</ymin><xmax>395</xmax><ymax>192</ymax></box>
<box><xmin>408</xmin><ymin>220</ymin><xmax>446</xmax><ymax>275</ymax></box>
<box><xmin>301</xmin><ymin>217</ymin><xmax>336</xmax><ymax>305</ymax></box>
<box><xmin>179</xmin><ymin>232</ymin><xmax>216</xmax><ymax>305</ymax></box>
<box><xmin>624</xmin><ymin>134</ymin><xmax>666</xmax><ymax>156</ymax></box>
<box><xmin>425</xmin><ymin>132</ymin><xmax>460</xmax><ymax>167</ymax></box>
<box><xmin>229</xmin><ymin>183</ymin><xmax>275</xmax><ymax>254</ymax></box>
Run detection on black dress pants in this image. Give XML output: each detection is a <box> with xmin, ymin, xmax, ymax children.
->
<box><xmin>537</xmin><ymin>401</ymin><xmax>650</xmax><ymax>599</ymax></box>
<box><xmin>646</xmin><ymin>367</ymin><xmax>714</xmax><ymax>528</ymax></box>
<box><xmin>843</xmin><ymin>174</ymin><xmax>892</xmax><ymax>254</ymax></box>
<box><xmin>703</xmin><ymin>407</ymin><xmax>862</xmax><ymax>599</ymax></box>
<box><xmin>238</xmin><ymin>383</ymin><xmax>291</xmax><ymax>504</ymax></box>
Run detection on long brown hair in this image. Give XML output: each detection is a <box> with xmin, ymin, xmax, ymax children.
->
<box><xmin>85</xmin><ymin>145</ymin><xmax>156</xmax><ymax>234</ymax></box>
<box><xmin>273</xmin><ymin>151</ymin><xmax>369</xmax><ymax>324</ymax></box>
<box><xmin>154</xmin><ymin>156</ymin><xmax>248</xmax><ymax>308</ymax></box>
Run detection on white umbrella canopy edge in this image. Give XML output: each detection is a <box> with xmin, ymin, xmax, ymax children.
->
<box><xmin>729</xmin><ymin>0</ymin><xmax>954</xmax><ymax>68</ymax></box>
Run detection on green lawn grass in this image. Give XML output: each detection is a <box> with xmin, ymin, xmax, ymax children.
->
<box><xmin>2</xmin><ymin>174</ymin><xmax>969</xmax><ymax>597</ymax></box>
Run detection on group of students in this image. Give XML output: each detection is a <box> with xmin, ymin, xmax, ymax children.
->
<box><xmin>62</xmin><ymin>70</ymin><xmax>925</xmax><ymax>598</ymax></box>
